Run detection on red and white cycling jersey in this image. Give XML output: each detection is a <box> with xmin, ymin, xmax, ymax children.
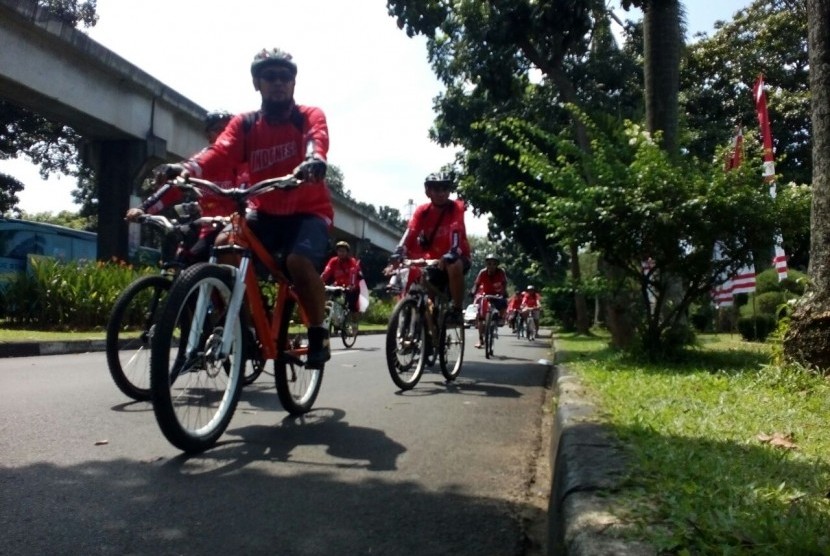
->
<box><xmin>186</xmin><ymin>104</ymin><xmax>333</xmax><ymax>225</ymax></box>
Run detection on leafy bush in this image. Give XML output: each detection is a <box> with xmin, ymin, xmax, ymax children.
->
<box><xmin>737</xmin><ymin>314</ymin><xmax>776</xmax><ymax>342</ymax></box>
<box><xmin>361</xmin><ymin>295</ymin><xmax>396</xmax><ymax>325</ymax></box>
<box><xmin>1</xmin><ymin>258</ymin><xmax>153</xmax><ymax>329</ymax></box>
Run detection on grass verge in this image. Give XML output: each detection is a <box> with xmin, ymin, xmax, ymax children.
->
<box><xmin>555</xmin><ymin>330</ymin><xmax>830</xmax><ymax>554</ymax></box>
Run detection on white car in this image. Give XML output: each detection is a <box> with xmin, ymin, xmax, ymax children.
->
<box><xmin>463</xmin><ymin>303</ymin><xmax>478</xmax><ymax>329</ymax></box>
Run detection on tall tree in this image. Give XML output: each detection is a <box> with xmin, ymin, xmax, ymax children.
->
<box><xmin>388</xmin><ymin>0</ymin><xmax>630</xmax><ymax>334</ymax></box>
<box><xmin>782</xmin><ymin>0</ymin><xmax>830</xmax><ymax>370</ymax></box>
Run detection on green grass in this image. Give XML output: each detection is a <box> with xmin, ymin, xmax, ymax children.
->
<box><xmin>555</xmin><ymin>330</ymin><xmax>830</xmax><ymax>554</ymax></box>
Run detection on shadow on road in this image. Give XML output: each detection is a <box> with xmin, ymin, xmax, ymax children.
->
<box><xmin>159</xmin><ymin>407</ymin><xmax>407</xmax><ymax>474</ymax></box>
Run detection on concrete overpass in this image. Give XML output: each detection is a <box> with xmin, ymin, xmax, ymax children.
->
<box><xmin>0</xmin><ymin>0</ymin><xmax>401</xmax><ymax>258</ymax></box>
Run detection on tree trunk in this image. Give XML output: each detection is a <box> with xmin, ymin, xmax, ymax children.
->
<box><xmin>568</xmin><ymin>243</ymin><xmax>591</xmax><ymax>334</ymax></box>
<box><xmin>783</xmin><ymin>0</ymin><xmax>830</xmax><ymax>371</ymax></box>
<box><xmin>643</xmin><ymin>0</ymin><xmax>681</xmax><ymax>156</ymax></box>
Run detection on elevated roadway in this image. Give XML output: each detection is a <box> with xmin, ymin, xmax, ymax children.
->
<box><xmin>0</xmin><ymin>0</ymin><xmax>400</xmax><ymax>257</ymax></box>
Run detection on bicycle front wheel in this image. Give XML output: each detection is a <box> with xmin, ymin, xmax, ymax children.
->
<box><xmin>275</xmin><ymin>297</ymin><xmax>323</xmax><ymax>415</ymax></box>
<box><xmin>150</xmin><ymin>263</ymin><xmax>244</xmax><ymax>453</ymax></box>
<box><xmin>341</xmin><ymin>311</ymin><xmax>359</xmax><ymax>348</ymax></box>
<box><xmin>386</xmin><ymin>297</ymin><xmax>426</xmax><ymax>390</ymax></box>
<box><xmin>484</xmin><ymin>311</ymin><xmax>495</xmax><ymax>359</ymax></box>
<box><xmin>106</xmin><ymin>274</ymin><xmax>172</xmax><ymax>401</ymax></box>
<box><xmin>439</xmin><ymin>309</ymin><xmax>465</xmax><ymax>381</ymax></box>
<box><xmin>526</xmin><ymin>315</ymin><xmax>536</xmax><ymax>341</ymax></box>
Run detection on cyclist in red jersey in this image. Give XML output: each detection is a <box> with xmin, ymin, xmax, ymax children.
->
<box><xmin>321</xmin><ymin>240</ymin><xmax>363</xmax><ymax>320</ymax></box>
<box><xmin>391</xmin><ymin>172</ymin><xmax>470</xmax><ymax>322</ymax></box>
<box><xmin>151</xmin><ymin>48</ymin><xmax>333</xmax><ymax>368</ymax></box>
<box><xmin>521</xmin><ymin>285</ymin><xmax>542</xmax><ymax>330</ymax></box>
<box><xmin>471</xmin><ymin>254</ymin><xmax>508</xmax><ymax>348</ymax></box>
<box><xmin>506</xmin><ymin>290</ymin><xmax>523</xmax><ymax>330</ymax></box>
<box><xmin>126</xmin><ymin>110</ymin><xmax>246</xmax><ymax>262</ymax></box>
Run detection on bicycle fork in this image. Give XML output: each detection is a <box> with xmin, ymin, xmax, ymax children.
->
<box><xmin>185</xmin><ymin>258</ymin><xmax>249</xmax><ymax>363</ymax></box>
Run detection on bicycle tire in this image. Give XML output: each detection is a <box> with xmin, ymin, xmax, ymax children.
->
<box><xmin>385</xmin><ymin>297</ymin><xmax>426</xmax><ymax>390</ymax></box>
<box><xmin>341</xmin><ymin>312</ymin><xmax>358</xmax><ymax>349</ymax></box>
<box><xmin>150</xmin><ymin>263</ymin><xmax>244</xmax><ymax>453</ymax></box>
<box><xmin>484</xmin><ymin>311</ymin><xmax>495</xmax><ymax>359</ymax></box>
<box><xmin>439</xmin><ymin>309</ymin><xmax>465</xmax><ymax>381</ymax></box>
<box><xmin>106</xmin><ymin>274</ymin><xmax>172</xmax><ymax>401</ymax></box>
<box><xmin>526</xmin><ymin>315</ymin><xmax>536</xmax><ymax>341</ymax></box>
<box><xmin>275</xmin><ymin>297</ymin><xmax>324</xmax><ymax>414</ymax></box>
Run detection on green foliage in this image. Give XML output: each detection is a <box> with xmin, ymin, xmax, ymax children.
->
<box><xmin>360</xmin><ymin>295</ymin><xmax>396</xmax><ymax>326</ymax></box>
<box><xmin>0</xmin><ymin>258</ymin><xmax>151</xmax><ymax>329</ymax></box>
<box><xmin>487</xmin><ymin>110</ymin><xmax>779</xmax><ymax>354</ymax></box>
<box><xmin>737</xmin><ymin>314</ymin><xmax>777</xmax><ymax>342</ymax></box>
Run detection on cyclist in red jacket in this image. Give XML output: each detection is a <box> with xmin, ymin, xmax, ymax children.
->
<box><xmin>521</xmin><ymin>285</ymin><xmax>542</xmax><ymax>330</ymax></box>
<box><xmin>471</xmin><ymin>254</ymin><xmax>508</xmax><ymax>348</ymax></box>
<box><xmin>392</xmin><ymin>172</ymin><xmax>471</xmax><ymax>322</ymax></box>
<box><xmin>152</xmin><ymin>48</ymin><xmax>333</xmax><ymax>368</ymax></box>
<box><xmin>321</xmin><ymin>240</ymin><xmax>363</xmax><ymax>319</ymax></box>
<box><xmin>126</xmin><ymin>110</ymin><xmax>246</xmax><ymax>262</ymax></box>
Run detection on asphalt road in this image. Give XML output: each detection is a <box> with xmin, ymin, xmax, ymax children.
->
<box><xmin>0</xmin><ymin>328</ymin><xmax>554</xmax><ymax>556</ymax></box>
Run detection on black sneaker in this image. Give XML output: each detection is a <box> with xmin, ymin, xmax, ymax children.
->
<box><xmin>306</xmin><ymin>326</ymin><xmax>331</xmax><ymax>370</ymax></box>
<box><xmin>445</xmin><ymin>307</ymin><xmax>463</xmax><ymax>327</ymax></box>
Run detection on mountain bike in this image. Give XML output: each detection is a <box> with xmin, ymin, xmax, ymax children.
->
<box><xmin>515</xmin><ymin>310</ymin><xmax>526</xmax><ymax>340</ymax></box>
<box><xmin>105</xmin><ymin>206</ymin><xmax>261</xmax><ymax>402</ymax></box>
<box><xmin>523</xmin><ymin>307</ymin><xmax>539</xmax><ymax>341</ymax></box>
<box><xmin>149</xmin><ymin>174</ymin><xmax>324</xmax><ymax>453</ymax></box>
<box><xmin>385</xmin><ymin>258</ymin><xmax>465</xmax><ymax>390</ymax></box>
<box><xmin>476</xmin><ymin>294</ymin><xmax>502</xmax><ymax>359</ymax></box>
<box><xmin>324</xmin><ymin>285</ymin><xmax>359</xmax><ymax>348</ymax></box>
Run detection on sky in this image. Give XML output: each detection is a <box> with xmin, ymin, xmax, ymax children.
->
<box><xmin>3</xmin><ymin>0</ymin><xmax>753</xmax><ymax>237</ymax></box>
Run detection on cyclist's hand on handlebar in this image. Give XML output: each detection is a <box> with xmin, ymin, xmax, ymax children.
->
<box><xmin>294</xmin><ymin>156</ymin><xmax>327</xmax><ymax>182</ymax></box>
<box><xmin>125</xmin><ymin>208</ymin><xmax>145</xmax><ymax>222</ymax></box>
<box><xmin>152</xmin><ymin>163</ymin><xmax>188</xmax><ymax>186</ymax></box>
<box><xmin>442</xmin><ymin>247</ymin><xmax>461</xmax><ymax>263</ymax></box>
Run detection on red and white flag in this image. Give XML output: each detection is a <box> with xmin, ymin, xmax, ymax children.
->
<box><xmin>773</xmin><ymin>234</ymin><xmax>788</xmax><ymax>280</ymax></box>
<box><xmin>753</xmin><ymin>74</ymin><xmax>776</xmax><ymax>184</ymax></box>
<box><xmin>753</xmin><ymin>75</ymin><xmax>789</xmax><ymax>281</ymax></box>
<box><xmin>724</xmin><ymin>126</ymin><xmax>743</xmax><ymax>172</ymax></box>
<box><xmin>731</xmin><ymin>264</ymin><xmax>757</xmax><ymax>294</ymax></box>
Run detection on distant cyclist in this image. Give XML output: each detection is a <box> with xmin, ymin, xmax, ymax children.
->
<box><xmin>506</xmin><ymin>290</ymin><xmax>522</xmax><ymax>331</ymax></box>
<box><xmin>471</xmin><ymin>254</ymin><xmax>508</xmax><ymax>349</ymax></box>
<box><xmin>321</xmin><ymin>240</ymin><xmax>363</xmax><ymax>322</ymax></box>
<box><xmin>391</xmin><ymin>172</ymin><xmax>471</xmax><ymax>322</ymax></box>
<box><xmin>521</xmin><ymin>285</ymin><xmax>542</xmax><ymax>330</ymax></box>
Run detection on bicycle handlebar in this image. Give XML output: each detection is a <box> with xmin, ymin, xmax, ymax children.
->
<box><xmin>174</xmin><ymin>174</ymin><xmax>303</xmax><ymax>203</ymax></box>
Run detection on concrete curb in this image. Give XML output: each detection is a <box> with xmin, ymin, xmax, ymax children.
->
<box><xmin>0</xmin><ymin>339</ymin><xmax>110</xmax><ymax>358</ymax></box>
<box><xmin>548</xmin><ymin>365</ymin><xmax>654</xmax><ymax>555</ymax></box>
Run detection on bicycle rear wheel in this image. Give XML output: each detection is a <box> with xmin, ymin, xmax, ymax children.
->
<box><xmin>275</xmin><ymin>296</ymin><xmax>323</xmax><ymax>415</ymax></box>
<box><xmin>386</xmin><ymin>297</ymin><xmax>426</xmax><ymax>390</ymax></box>
<box><xmin>106</xmin><ymin>274</ymin><xmax>171</xmax><ymax>401</ymax></box>
<box><xmin>439</xmin><ymin>310</ymin><xmax>465</xmax><ymax>381</ymax></box>
<box><xmin>150</xmin><ymin>263</ymin><xmax>244</xmax><ymax>453</ymax></box>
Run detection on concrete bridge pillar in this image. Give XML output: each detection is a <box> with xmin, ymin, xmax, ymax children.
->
<box><xmin>90</xmin><ymin>137</ymin><xmax>166</xmax><ymax>261</ymax></box>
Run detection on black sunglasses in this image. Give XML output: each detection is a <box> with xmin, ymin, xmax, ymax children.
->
<box><xmin>426</xmin><ymin>182</ymin><xmax>452</xmax><ymax>191</ymax></box>
<box><xmin>259</xmin><ymin>70</ymin><xmax>294</xmax><ymax>83</ymax></box>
